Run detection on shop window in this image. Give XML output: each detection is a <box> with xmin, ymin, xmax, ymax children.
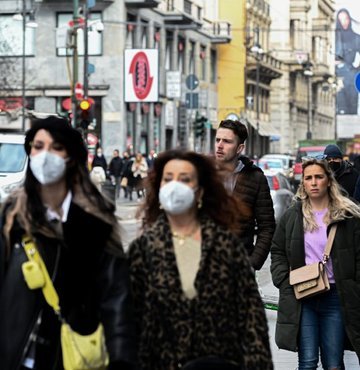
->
<box><xmin>0</xmin><ymin>15</ymin><xmax>35</xmax><ymax>56</ymax></box>
<box><xmin>57</xmin><ymin>12</ymin><xmax>102</xmax><ymax>56</ymax></box>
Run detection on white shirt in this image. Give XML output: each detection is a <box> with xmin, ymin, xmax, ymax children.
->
<box><xmin>45</xmin><ymin>191</ymin><xmax>72</xmax><ymax>223</ymax></box>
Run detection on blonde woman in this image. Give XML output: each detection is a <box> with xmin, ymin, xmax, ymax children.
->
<box><xmin>271</xmin><ymin>157</ymin><xmax>360</xmax><ymax>369</ymax></box>
<box><xmin>131</xmin><ymin>152</ymin><xmax>148</xmax><ymax>200</ymax></box>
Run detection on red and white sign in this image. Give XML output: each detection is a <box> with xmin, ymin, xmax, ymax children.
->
<box><xmin>75</xmin><ymin>82</ymin><xmax>84</xmax><ymax>100</ymax></box>
<box><xmin>68</xmin><ymin>17</ymin><xmax>85</xmax><ymax>28</ymax></box>
<box><xmin>124</xmin><ymin>49</ymin><xmax>159</xmax><ymax>102</ymax></box>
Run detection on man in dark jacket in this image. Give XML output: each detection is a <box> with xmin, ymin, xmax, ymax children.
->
<box><xmin>324</xmin><ymin>144</ymin><xmax>360</xmax><ymax>201</ymax></box>
<box><xmin>109</xmin><ymin>149</ymin><xmax>123</xmax><ymax>198</ymax></box>
<box><xmin>215</xmin><ymin>119</ymin><xmax>275</xmax><ymax>270</ymax></box>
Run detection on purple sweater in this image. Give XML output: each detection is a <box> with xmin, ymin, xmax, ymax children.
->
<box><xmin>304</xmin><ymin>209</ymin><xmax>335</xmax><ymax>283</ymax></box>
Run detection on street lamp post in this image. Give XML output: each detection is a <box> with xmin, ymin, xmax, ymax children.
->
<box><xmin>21</xmin><ymin>0</ymin><xmax>26</xmax><ymax>131</ymax></box>
<box><xmin>83</xmin><ymin>0</ymin><xmax>89</xmax><ymax>99</ymax></box>
<box><xmin>303</xmin><ymin>60</ymin><xmax>313</xmax><ymax>140</ymax></box>
<box><xmin>71</xmin><ymin>0</ymin><xmax>79</xmax><ymax>127</ymax></box>
<box><xmin>255</xmin><ymin>55</ymin><xmax>260</xmax><ymax>158</ymax></box>
<box><xmin>250</xmin><ymin>27</ymin><xmax>263</xmax><ymax>161</ymax></box>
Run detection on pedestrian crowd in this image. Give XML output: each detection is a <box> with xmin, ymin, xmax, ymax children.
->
<box><xmin>0</xmin><ymin>116</ymin><xmax>359</xmax><ymax>370</ymax></box>
<box><xmin>89</xmin><ymin>147</ymin><xmax>153</xmax><ymax>202</ymax></box>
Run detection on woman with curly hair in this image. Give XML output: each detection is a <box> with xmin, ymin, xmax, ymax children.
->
<box><xmin>128</xmin><ymin>149</ymin><xmax>273</xmax><ymax>370</ymax></box>
<box><xmin>271</xmin><ymin>157</ymin><xmax>360</xmax><ymax>369</ymax></box>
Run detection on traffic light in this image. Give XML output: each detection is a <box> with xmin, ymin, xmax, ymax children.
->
<box><xmin>77</xmin><ymin>98</ymin><xmax>94</xmax><ymax>129</ymax></box>
<box><xmin>194</xmin><ymin>116</ymin><xmax>207</xmax><ymax>138</ymax></box>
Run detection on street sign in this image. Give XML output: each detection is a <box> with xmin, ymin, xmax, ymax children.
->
<box><xmin>225</xmin><ymin>113</ymin><xmax>240</xmax><ymax>121</ymax></box>
<box><xmin>185</xmin><ymin>93</ymin><xmax>199</xmax><ymax>109</ymax></box>
<box><xmin>166</xmin><ymin>71</ymin><xmax>181</xmax><ymax>98</ymax></box>
<box><xmin>88</xmin><ymin>63</ymin><xmax>95</xmax><ymax>75</ymax></box>
<box><xmin>75</xmin><ymin>82</ymin><xmax>84</xmax><ymax>100</ymax></box>
<box><xmin>185</xmin><ymin>74</ymin><xmax>199</xmax><ymax>91</ymax></box>
<box><xmin>355</xmin><ymin>72</ymin><xmax>360</xmax><ymax>93</ymax></box>
<box><xmin>68</xmin><ymin>18</ymin><xmax>85</xmax><ymax>28</ymax></box>
<box><xmin>87</xmin><ymin>0</ymin><xmax>96</xmax><ymax>8</ymax></box>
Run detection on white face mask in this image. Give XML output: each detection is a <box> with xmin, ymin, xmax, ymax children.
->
<box><xmin>159</xmin><ymin>180</ymin><xmax>196</xmax><ymax>215</ymax></box>
<box><xmin>30</xmin><ymin>151</ymin><xmax>66</xmax><ymax>185</ymax></box>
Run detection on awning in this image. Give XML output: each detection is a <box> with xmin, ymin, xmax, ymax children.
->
<box><xmin>247</xmin><ymin>118</ymin><xmax>281</xmax><ymax>139</ymax></box>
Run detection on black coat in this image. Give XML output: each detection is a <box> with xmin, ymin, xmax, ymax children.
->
<box><xmin>0</xmin><ymin>194</ymin><xmax>136</xmax><ymax>370</ymax></box>
<box><xmin>109</xmin><ymin>157</ymin><xmax>123</xmax><ymax>178</ymax></box>
<box><xmin>233</xmin><ymin>156</ymin><xmax>275</xmax><ymax>270</ymax></box>
<box><xmin>92</xmin><ymin>155</ymin><xmax>108</xmax><ymax>172</ymax></box>
<box><xmin>271</xmin><ymin>202</ymin><xmax>360</xmax><ymax>358</ymax></box>
<box><xmin>334</xmin><ymin>161</ymin><xmax>359</xmax><ymax>201</ymax></box>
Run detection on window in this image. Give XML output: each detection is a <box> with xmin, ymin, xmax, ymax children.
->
<box><xmin>178</xmin><ymin>37</ymin><xmax>185</xmax><ymax>73</ymax></box>
<box><xmin>154</xmin><ymin>26</ymin><xmax>161</xmax><ymax>49</ymax></box>
<box><xmin>141</xmin><ymin>20</ymin><xmax>148</xmax><ymax>48</ymax></box>
<box><xmin>200</xmin><ymin>45</ymin><xmax>206</xmax><ymax>81</ymax></box>
<box><xmin>210</xmin><ymin>49</ymin><xmax>217</xmax><ymax>83</ymax></box>
<box><xmin>189</xmin><ymin>41</ymin><xmax>195</xmax><ymax>74</ymax></box>
<box><xmin>165</xmin><ymin>31</ymin><xmax>173</xmax><ymax>71</ymax></box>
<box><xmin>0</xmin><ymin>15</ymin><xmax>35</xmax><ymax>56</ymax></box>
<box><xmin>126</xmin><ymin>13</ymin><xmax>136</xmax><ymax>49</ymax></box>
<box><xmin>57</xmin><ymin>12</ymin><xmax>102</xmax><ymax>56</ymax></box>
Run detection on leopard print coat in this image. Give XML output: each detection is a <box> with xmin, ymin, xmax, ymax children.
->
<box><xmin>128</xmin><ymin>213</ymin><xmax>273</xmax><ymax>370</ymax></box>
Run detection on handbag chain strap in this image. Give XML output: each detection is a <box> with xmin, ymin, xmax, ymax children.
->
<box><xmin>22</xmin><ymin>235</ymin><xmax>62</xmax><ymax>317</ymax></box>
<box><xmin>322</xmin><ymin>224</ymin><xmax>338</xmax><ymax>264</ymax></box>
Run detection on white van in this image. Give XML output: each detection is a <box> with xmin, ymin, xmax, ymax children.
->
<box><xmin>0</xmin><ymin>133</ymin><xmax>27</xmax><ymax>203</ymax></box>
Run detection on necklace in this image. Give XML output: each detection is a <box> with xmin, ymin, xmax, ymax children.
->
<box><xmin>171</xmin><ymin>224</ymin><xmax>199</xmax><ymax>246</ymax></box>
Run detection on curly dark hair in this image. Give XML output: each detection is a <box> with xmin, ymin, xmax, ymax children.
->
<box><xmin>140</xmin><ymin>149</ymin><xmax>245</xmax><ymax>232</ymax></box>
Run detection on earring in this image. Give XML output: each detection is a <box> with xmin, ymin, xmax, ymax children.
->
<box><xmin>197</xmin><ymin>198</ymin><xmax>203</xmax><ymax>209</ymax></box>
<box><xmin>159</xmin><ymin>203</ymin><xmax>163</xmax><ymax>209</ymax></box>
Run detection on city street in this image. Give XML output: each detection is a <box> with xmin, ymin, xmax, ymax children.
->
<box><xmin>116</xmin><ymin>198</ymin><xmax>359</xmax><ymax>370</ymax></box>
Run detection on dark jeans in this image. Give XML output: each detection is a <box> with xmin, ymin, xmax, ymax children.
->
<box><xmin>298</xmin><ymin>285</ymin><xmax>345</xmax><ymax>370</ymax></box>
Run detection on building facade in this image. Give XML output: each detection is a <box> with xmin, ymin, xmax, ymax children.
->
<box><xmin>0</xmin><ymin>0</ymin><xmax>231</xmax><ymax>158</ymax></box>
<box><xmin>218</xmin><ymin>0</ymin><xmax>283</xmax><ymax>158</ymax></box>
<box><xmin>269</xmin><ymin>0</ymin><xmax>336</xmax><ymax>153</ymax></box>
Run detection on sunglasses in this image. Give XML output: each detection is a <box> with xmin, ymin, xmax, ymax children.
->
<box><xmin>301</xmin><ymin>154</ymin><xmax>327</xmax><ymax>162</ymax></box>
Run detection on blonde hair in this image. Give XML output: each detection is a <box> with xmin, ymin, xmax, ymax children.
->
<box><xmin>296</xmin><ymin>158</ymin><xmax>360</xmax><ymax>232</ymax></box>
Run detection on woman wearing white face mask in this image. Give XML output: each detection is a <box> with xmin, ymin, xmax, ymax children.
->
<box><xmin>0</xmin><ymin>117</ymin><xmax>136</xmax><ymax>370</ymax></box>
<box><xmin>128</xmin><ymin>149</ymin><xmax>273</xmax><ymax>370</ymax></box>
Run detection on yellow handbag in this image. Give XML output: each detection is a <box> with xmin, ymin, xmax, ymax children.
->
<box><xmin>22</xmin><ymin>236</ymin><xmax>109</xmax><ymax>370</ymax></box>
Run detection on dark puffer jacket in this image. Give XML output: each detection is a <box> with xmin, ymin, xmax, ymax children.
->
<box><xmin>271</xmin><ymin>202</ymin><xmax>360</xmax><ymax>357</ymax></box>
<box><xmin>334</xmin><ymin>160</ymin><xmax>359</xmax><ymax>201</ymax></box>
<box><xmin>233</xmin><ymin>156</ymin><xmax>275</xmax><ymax>270</ymax></box>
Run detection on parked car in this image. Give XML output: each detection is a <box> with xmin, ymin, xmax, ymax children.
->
<box><xmin>264</xmin><ymin>170</ymin><xmax>294</xmax><ymax>223</ymax></box>
<box><xmin>258</xmin><ymin>158</ymin><xmax>285</xmax><ymax>174</ymax></box>
<box><xmin>0</xmin><ymin>133</ymin><xmax>27</xmax><ymax>204</ymax></box>
<box><xmin>292</xmin><ymin>145</ymin><xmax>327</xmax><ymax>188</ymax></box>
<box><xmin>260</xmin><ymin>154</ymin><xmax>294</xmax><ymax>177</ymax></box>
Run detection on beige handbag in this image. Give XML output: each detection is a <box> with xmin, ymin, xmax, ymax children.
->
<box><xmin>289</xmin><ymin>224</ymin><xmax>337</xmax><ymax>300</ymax></box>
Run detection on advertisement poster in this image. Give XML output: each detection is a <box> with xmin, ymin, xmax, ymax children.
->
<box><xmin>335</xmin><ymin>1</ymin><xmax>360</xmax><ymax>138</ymax></box>
<box><xmin>124</xmin><ymin>49</ymin><xmax>159</xmax><ymax>102</ymax></box>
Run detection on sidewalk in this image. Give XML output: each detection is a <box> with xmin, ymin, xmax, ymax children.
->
<box><xmin>115</xmin><ymin>196</ymin><xmax>142</xmax><ymax>220</ymax></box>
